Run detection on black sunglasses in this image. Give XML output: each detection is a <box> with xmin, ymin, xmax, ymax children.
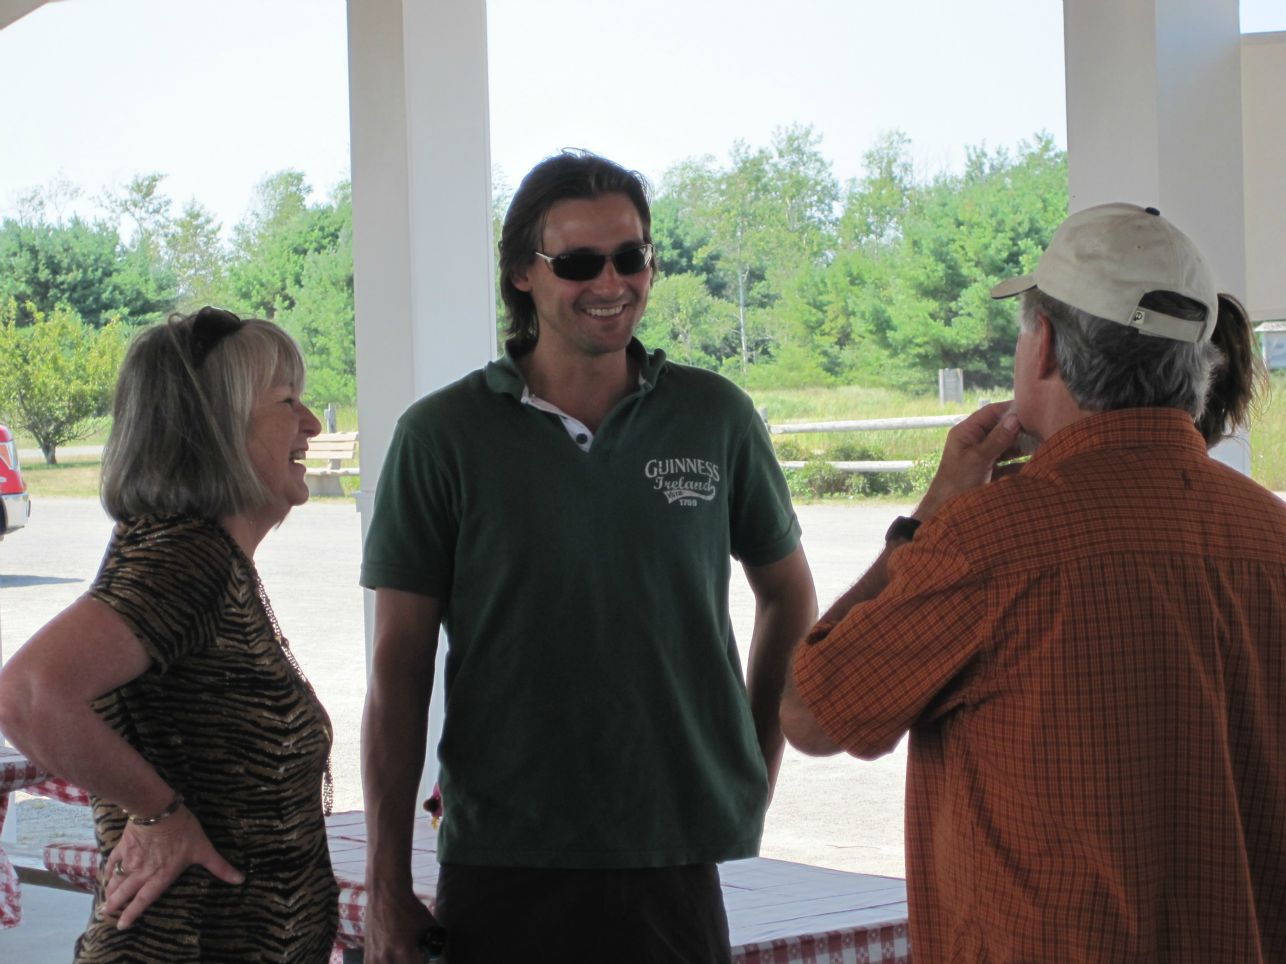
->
<box><xmin>533</xmin><ymin>243</ymin><xmax>654</xmax><ymax>282</ymax></box>
<box><xmin>189</xmin><ymin>306</ymin><xmax>244</xmax><ymax>368</ymax></box>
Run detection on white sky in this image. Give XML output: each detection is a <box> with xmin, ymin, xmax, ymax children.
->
<box><xmin>0</xmin><ymin>0</ymin><xmax>1282</xmax><ymax>236</ymax></box>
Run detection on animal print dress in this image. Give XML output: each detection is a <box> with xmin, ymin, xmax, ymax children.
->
<box><xmin>74</xmin><ymin>514</ymin><xmax>338</xmax><ymax>963</ymax></box>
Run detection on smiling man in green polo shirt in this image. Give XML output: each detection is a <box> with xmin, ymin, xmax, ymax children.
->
<box><xmin>360</xmin><ymin>149</ymin><xmax>817</xmax><ymax>964</ymax></box>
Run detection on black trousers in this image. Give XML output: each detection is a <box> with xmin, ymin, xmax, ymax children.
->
<box><xmin>430</xmin><ymin>862</ymin><xmax>733</xmax><ymax>964</ymax></box>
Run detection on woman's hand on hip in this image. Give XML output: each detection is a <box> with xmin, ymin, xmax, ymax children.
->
<box><xmin>101</xmin><ymin>805</ymin><xmax>245</xmax><ymax>929</ymax></box>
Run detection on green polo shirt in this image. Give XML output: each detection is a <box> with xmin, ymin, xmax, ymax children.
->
<box><xmin>361</xmin><ymin>340</ymin><xmax>801</xmax><ymax>868</ymax></box>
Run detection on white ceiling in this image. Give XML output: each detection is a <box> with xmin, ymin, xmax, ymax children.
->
<box><xmin>0</xmin><ymin>0</ymin><xmax>54</xmax><ymax>32</ymax></box>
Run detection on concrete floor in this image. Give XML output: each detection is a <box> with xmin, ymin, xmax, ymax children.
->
<box><xmin>1</xmin><ymin>497</ymin><xmax>910</xmax><ymax>959</ymax></box>
<box><xmin>0</xmin><ymin>883</ymin><xmax>92</xmax><ymax>961</ymax></box>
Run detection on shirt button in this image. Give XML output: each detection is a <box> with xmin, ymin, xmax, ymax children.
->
<box><xmin>575</xmin><ymin>434</ymin><xmax>588</xmax><ymax>444</ymax></box>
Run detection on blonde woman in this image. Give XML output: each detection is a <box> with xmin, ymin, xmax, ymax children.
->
<box><xmin>0</xmin><ymin>308</ymin><xmax>338</xmax><ymax>962</ymax></box>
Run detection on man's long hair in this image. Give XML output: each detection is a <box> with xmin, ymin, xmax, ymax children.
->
<box><xmin>498</xmin><ymin>149</ymin><xmax>653</xmax><ymax>355</ymax></box>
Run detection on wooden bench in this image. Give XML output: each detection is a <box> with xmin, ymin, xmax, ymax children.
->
<box><xmin>303</xmin><ymin>432</ymin><xmax>359</xmax><ymax>498</ymax></box>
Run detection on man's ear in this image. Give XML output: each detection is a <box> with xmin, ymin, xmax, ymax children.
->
<box><xmin>511</xmin><ymin>265</ymin><xmax>533</xmax><ymax>293</ymax></box>
<box><xmin>1035</xmin><ymin>314</ymin><xmax>1059</xmax><ymax>380</ymax></box>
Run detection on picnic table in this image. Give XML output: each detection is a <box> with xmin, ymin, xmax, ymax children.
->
<box><xmin>0</xmin><ymin>744</ymin><xmax>89</xmax><ymax>928</ymax></box>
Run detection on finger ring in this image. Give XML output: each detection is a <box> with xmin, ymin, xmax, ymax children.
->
<box><xmin>113</xmin><ymin>864</ymin><xmax>129</xmax><ymax>877</ymax></box>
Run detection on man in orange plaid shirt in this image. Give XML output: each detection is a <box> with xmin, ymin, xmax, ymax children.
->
<box><xmin>782</xmin><ymin>203</ymin><xmax>1284</xmax><ymax>962</ymax></box>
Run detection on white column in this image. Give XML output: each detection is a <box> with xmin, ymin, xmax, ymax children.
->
<box><xmin>401</xmin><ymin>0</ymin><xmax>498</xmax><ymax>396</ymax></box>
<box><xmin>1241</xmin><ymin>32</ymin><xmax>1286</xmax><ymax>324</ymax></box>
<box><xmin>348</xmin><ymin>0</ymin><xmax>496</xmax><ymax>503</ymax></box>
<box><xmin>1063</xmin><ymin>0</ymin><xmax>1249</xmax><ymax>472</ymax></box>
<box><xmin>347</xmin><ymin>0</ymin><xmax>496</xmax><ymax>796</ymax></box>
<box><xmin>348</xmin><ymin>0</ymin><xmax>416</xmax><ymax>501</ymax></box>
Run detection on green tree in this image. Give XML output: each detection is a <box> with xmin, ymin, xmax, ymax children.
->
<box><xmin>888</xmin><ymin>133</ymin><xmax>1067</xmax><ymax>384</ymax></box>
<box><xmin>100</xmin><ymin>174</ymin><xmax>184</xmax><ymax>324</ymax></box>
<box><xmin>840</xmin><ymin>131</ymin><xmax>914</xmax><ymax>251</ymax></box>
<box><xmin>101</xmin><ymin>173</ymin><xmax>173</xmax><ymax>251</ymax></box>
<box><xmin>229</xmin><ymin>176</ymin><xmax>356</xmax><ymax>405</ymax></box>
<box><xmin>778</xmin><ymin>131</ymin><xmax>1068</xmax><ymax>391</ymax></box>
<box><xmin>764</xmin><ymin>125</ymin><xmax>840</xmax><ymax>270</ymax></box>
<box><xmin>652</xmin><ymin>161</ymin><xmax>720</xmax><ymax>289</ymax></box>
<box><xmin>664</xmin><ymin>125</ymin><xmax>839</xmax><ymax>379</ymax></box>
<box><xmin>226</xmin><ymin>171</ymin><xmax>348</xmax><ymax>318</ymax></box>
<box><xmin>0</xmin><ymin>216</ymin><xmax>175</xmax><ymax>327</ymax></box>
<box><xmin>276</xmin><ymin>230</ymin><xmax>356</xmax><ymax>406</ymax></box>
<box><xmin>793</xmin><ymin>132</ymin><xmax>919</xmax><ymax>385</ymax></box>
<box><xmin>0</xmin><ymin>300</ymin><xmax>127</xmax><ymax>463</ymax></box>
<box><xmin>166</xmin><ymin>200</ymin><xmax>229</xmax><ymax>310</ymax></box>
<box><xmin>0</xmin><ymin>175</ymin><xmax>178</xmax><ymax>328</ymax></box>
<box><xmin>777</xmin><ymin>252</ymin><xmax>908</xmax><ymax>384</ymax></box>
<box><xmin>637</xmin><ymin>273</ymin><xmax>737</xmax><ymax>368</ymax></box>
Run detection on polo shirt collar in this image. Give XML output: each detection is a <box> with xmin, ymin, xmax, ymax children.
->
<box><xmin>483</xmin><ymin>338</ymin><xmax>667</xmax><ymax>399</ymax></box>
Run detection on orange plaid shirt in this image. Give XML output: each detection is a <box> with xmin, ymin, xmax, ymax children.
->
<box><xmin>795</xmin><ymin>408</ymin><xmax>1286</xmax><ymax>962</ymax></box>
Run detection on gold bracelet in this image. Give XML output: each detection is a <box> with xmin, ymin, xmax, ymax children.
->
<box><xmin>127</xmin><ymin>792</ymin><xmax>185</xmax><ymax>826</ymax></box>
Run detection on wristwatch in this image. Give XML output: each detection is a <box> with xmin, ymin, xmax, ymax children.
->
<box><xmin>885</xmin><ymin>515</ymin><xmax>922</xmax><ymax>543</ymax></box>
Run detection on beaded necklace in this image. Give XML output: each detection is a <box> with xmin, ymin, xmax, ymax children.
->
<box><xmin>250</xmin><ymin>567</ymin><xmax>335</xmax><ymax>817</ymax></box>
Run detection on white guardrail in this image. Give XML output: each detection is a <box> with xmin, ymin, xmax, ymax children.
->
<box><xmin>768</xmin><ymin>414</ymin><xmax>967</xmax><ymax>474</ymax></box>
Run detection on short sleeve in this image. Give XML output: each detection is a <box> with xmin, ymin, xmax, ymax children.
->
<box><xmin>360</xmin><ymin>414</ymin><xmax>458</xmax><ymax>597</ymax></box>
<box><xmin>727</xmin><ymin>405</ymin><xmax>801</xmax><ymax>566</ymax></box>
<box><xmin>88</xmin><ymin>516</ymin><xmax>234</xmax><ymax>674</ymax></box>
<box><xmin>793</xmin><ymin>520</ymin><xmax>988</xmax><ymax>758</ymax></box>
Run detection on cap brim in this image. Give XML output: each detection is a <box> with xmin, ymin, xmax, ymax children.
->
<box><xmin>990</xmin><ymin>274</ymin><xmax>1036</xmax><ymax>300</ymax></box>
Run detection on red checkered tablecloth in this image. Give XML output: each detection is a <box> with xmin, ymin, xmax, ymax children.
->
<box><xmin>0</xmin><ymin>746</ymin><xmax>46</xmax><ymax>928</ymax></box>
<box><xmin>0</xmin><ymin>745</ymin><xmax>90</xmax><ymax>928</ymax></box>
<box><xmin>721</xmin><ymin>857</ymin><xmax>910</xmax><ymax>963</ymax></box>
<box><xmin>326</xmin><ymin>810</ymin><xmax>436</xmax><ymax>949</ymax></box>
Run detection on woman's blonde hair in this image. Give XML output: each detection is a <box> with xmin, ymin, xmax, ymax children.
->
<box><xmin>100</xmin><ymin>308</ymin><xmax>307</xmax><ymax>522</ymax></box>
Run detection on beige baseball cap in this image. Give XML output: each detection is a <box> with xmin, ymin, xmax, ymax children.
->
<box><xmin>990</xmin><ymin>202</ymin><xmax>1218</xmax><ymax>343</ymax></box>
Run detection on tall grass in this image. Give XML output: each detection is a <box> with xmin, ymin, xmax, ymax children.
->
<box><xmin>18</xmin><ymin>458</ymin><xmax>103</xmax><ymax>499</ymax></box>
<box><xmin>1250</xmin><ymin>372</ymin><xmax>1285</xmax><ymax>491</ymax></box>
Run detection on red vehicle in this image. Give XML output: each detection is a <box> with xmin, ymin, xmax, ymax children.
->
<box><xmin>0</xmin><ymin>425</ymin><xmax>31</xmax><ymax>537</ymax></box>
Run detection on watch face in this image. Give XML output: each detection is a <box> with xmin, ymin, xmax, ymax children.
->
<box><xmin>886</xmin><ymin>516</ymin><xmax>922</xmax><ymax>542</ymax></box>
